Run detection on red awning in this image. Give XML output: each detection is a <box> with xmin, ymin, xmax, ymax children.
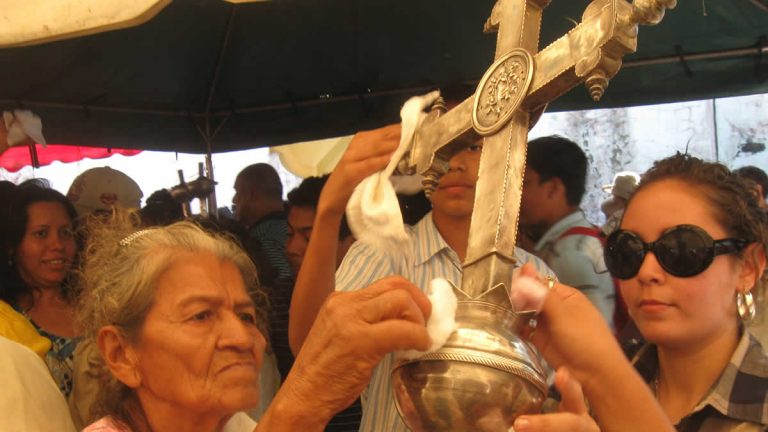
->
<box><xmin>0</xmin><ymin>144</ymin><xmax>142</xmax><ymax>172</ymax></box>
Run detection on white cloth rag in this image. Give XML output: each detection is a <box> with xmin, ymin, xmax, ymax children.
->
<box><xmin>2</xmin><ymin>110</ymin><xmax>46</xmax><ymax>147</ymax></box>
<box><xmin>508</xmin><ymin>274</ymin><xmax>549</xmax><ymax>313</ymax></box>
<box><xmin>346</xmin><ymin>90</ymin><xmax>440</xmax><ymax>254</ymax></box>
<box><xmin>397</xmin><ymin>278</ymin><xmax>458</xmax><ymax>360</ymax></box>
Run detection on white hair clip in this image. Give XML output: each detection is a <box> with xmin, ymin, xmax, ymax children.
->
<box><xmin>118</xmin><ymin>229</ymin><xmax>155</xmax><ymax>247</ymax></box>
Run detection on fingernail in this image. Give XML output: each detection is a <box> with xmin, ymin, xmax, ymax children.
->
<box><xmin>513</xmin><ymin>416</ymin><xmax>531</xmax><ymax>431</ymax></box>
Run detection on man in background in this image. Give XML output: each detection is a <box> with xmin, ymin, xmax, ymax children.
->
<box><xmin>734</xmin><ymin>165</ymin><xmax>768</xmax><ymax>209</ymax></box>
<box><xmin>285</xmin><ymin>175</ymin><xmax>361</xmax><ymax>431</ymax></box>
<box><xmin>289</xmin><ymin>125</ymin><xmax>554</xmax><ymax>432</ymax></box>
<box><xmin>233</xmin><ymin>163</ymin><xmax>294</xmax><ymax>380</ymax></box>
<box><xmin>519</xmin><ymin>135</ymin><xmax>616</xmax><ymax>328</ymax></box>
<box><xmin>285</xmin><ymin>175</ymin><xmax>355</xmax><ymax>274</ymax></box>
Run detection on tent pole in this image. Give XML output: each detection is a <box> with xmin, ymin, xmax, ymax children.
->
<box><xmin>205</xmin><ymin>135</ymin><xmax>217</xmax><ymax>219</ymax></box>
<box><xmin>205</xmin><ymin>6</ymin><xmax>236</xmax><ymax>117</ymax></box>
<box><xmin>195</xmin><ymin>121</ymin><xmax>219</xmax><ymax>219</ymax></box>
<box><xmin>623</xmin><ymin>45</ymin><xmax>768</xmax><ymax>68</ymax></box>
<box><xmin>196</xmin><ymin>5</ymin><xmax>236</xmax><ymax>219</ymax></box>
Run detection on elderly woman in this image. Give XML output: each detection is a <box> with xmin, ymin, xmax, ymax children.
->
<box><xmin>0</xmin><ymin>180</ymin><xmax>81</xmax><ymax>395</ymax></box>
<box><xmin>77</xmin><ymin>213</ymin><xmax>432</xmax><ymax>432</ymax></box>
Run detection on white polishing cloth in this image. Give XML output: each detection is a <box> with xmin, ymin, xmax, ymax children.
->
<box><xmin>346</xmin><ymin>91</ymin><xmax>440</xmax><ymax>254</ymax></box>
<box><xmin>508</xmin><ymin>275</ymin><xmax>549</xmax><ymax>313</ymax></box>
<box><xmin>3</xmin><ymin>110</ymin><xmax>46</xmax><ymax>147</ymax></box>
<box><xmin>397</xmin><ymin>278</ymin><xmax>458</xmax><ymax>360</ymax></box>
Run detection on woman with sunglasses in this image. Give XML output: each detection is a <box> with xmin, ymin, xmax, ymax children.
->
<box><xmin>602</xmin><ymin>154</ymin><xmax>767</xmax><ymax>431</ymax></box>
<box><xmin>514</xmin><ymin>154</ymin><xmax>766</xmax><ymax>431</ymax></box>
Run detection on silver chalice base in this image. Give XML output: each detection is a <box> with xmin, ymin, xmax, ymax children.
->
<box><xmin>392</xmin><ymin>300</ymin><xmax>547</xmax><ymax>432</ymax></box>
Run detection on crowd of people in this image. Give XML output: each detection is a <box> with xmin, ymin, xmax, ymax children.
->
<box><xmin>1</xmin><ymin>117</ymin><xmax>766</xmax><ymax>432</ymax></box>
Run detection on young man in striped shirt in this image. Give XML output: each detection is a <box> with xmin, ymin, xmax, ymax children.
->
<box><xmin>289</xmin><ymin>125</ymin><xmax>553</xmax><ymax>432</ymax></box>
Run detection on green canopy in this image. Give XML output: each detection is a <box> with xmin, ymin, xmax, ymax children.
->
<box><xmin>1</xmin><ymin>0</ymin><xmax>766</xmax><ymax>153</ymax></box>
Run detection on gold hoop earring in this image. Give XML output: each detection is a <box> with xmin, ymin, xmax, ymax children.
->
<box><xmin>736</xmin><ymin>291</ymin><xmax>756</xmax><ymax>323</ymax></box>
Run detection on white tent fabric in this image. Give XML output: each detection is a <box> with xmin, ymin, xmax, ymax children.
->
<box><xmin>0</xmin><ymin>0</ymin><xmax>269</xmax><ymax>48</ymax></box>
<box><xmin>0</xmin><ymin>0</ymin><xmax>171</xmax><ymax>48</ymax></box>
<box><xmin>270</xmin><ymin>136</ymin><xmax>352</xmax><ymax>178</ymax></box>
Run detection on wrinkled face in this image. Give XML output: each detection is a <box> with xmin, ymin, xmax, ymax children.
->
<box><xmin>430</xmin><ymin>142</ymin><xmax>483</xmax><ymax>219</ymax></box>
<box><xmin>619</xmin><ymin>180</ymin><xmax>744</xmax><ymax>349</ymax></box>
<box><xmin>130</xmin><ymin>254</ymin><xmax>265</xmax><ymax>416</ymax></box>
<box><xmin>286</xmin><ymin>206</ymin><xmax>315</xmax><ymax>274</ymax></box>
<box><xmin>15</xmin><ymin>201</ymin><xmax>76</xmax><ymax>290</ymax></box>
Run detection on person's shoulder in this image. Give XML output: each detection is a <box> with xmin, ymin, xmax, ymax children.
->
<box><xmin>336</xmin><ymin>239</ymin><xmax>403</xmax><ymax>293</ymax></box>
<box><xmin>551</xmin><ymin>220</ymin><xmax>604</xmax><ymax>250</ymax></box>
<box><xmin>0</xmin><ymin>335</ymin><xmax>40</xmax><ymax>365</ymax></box>
<box><xmin>0</xmin><ymin>337</ymin><xmax>77</xmax><ymax>432</ymax></box>
<box><xmin>252</xmin><ymin>215</ymin><xmax>288</xmax><ymax>231</ymax></box>
<box><xmin>345</xmin><ymin>237</ymin><xmax>395</xmax><ymax>259</ymax></box>
<box><xmin>0</xmin><ymin>304</ymin><xmax>51</xmax><ymax>358</ymax></box>
<box><xmin>0</xmin><ymin>300</ymin><xmax>30</xmax><ymax>332</ymax></box>
<box><xmin>741</xmin><ymin>332</ymin><xmax>768</xmax><ymax>374</ymax></box>
<box><xmin>513</xmin><ymin>247</ymin><xmax>555</xmax><ymax>277</ymax></box>
<box><xmin>551</xmin><ymin>229</ymin><xmax>606</xmax><ymax>272</ymax></box>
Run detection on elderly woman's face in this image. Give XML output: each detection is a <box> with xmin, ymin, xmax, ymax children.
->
<box><xmin>130</xmin><ymin>253</ymin><xmax>265</xmax><ymax>416</ymax></box>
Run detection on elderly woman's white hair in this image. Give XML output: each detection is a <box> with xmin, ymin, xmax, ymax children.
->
<box><xmin>75</xmin><ymin>212</ymin><xmax>265</xmax><ymax>428</ymax></box>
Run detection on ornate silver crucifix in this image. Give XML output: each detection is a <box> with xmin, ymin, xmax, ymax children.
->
<box><xmin>392</xmin><ymin>1</ymin><xmax>676</xmax><ymax>431</ymax></box>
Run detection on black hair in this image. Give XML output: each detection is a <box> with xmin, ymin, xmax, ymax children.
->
<box><xmin>635</xmin><ymin>153</ymin><xmax>767</xmax><ymax>254</ymax></box>
<box><xmin>527</xmin><ymin>135</ymin><xmax>587</xmax><ymax>206</ymax></box>
<box><xmin>286</xmin><ymin>175</ymin><xmax>352</xmax><ymax>240</ymax></box>
<box><xmin>236</xmin><ymin>163</ymin><xmax>283</xmax><ymax>201</ymax></box>
<box><xmin>139</xmin><ymin>189</ymin><xmax>184</xmax><ymax>227</ymax></box>
<box><xmin>734</xmin><ymin>165</ymin><xmax>768</xmax><ymax>199</ymax></box>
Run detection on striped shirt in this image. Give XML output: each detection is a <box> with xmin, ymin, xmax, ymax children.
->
<box><xmin>631</xmin><ymin>330</ymin><xmax>768</xmax><ymax>431</ymax></box>
<box><xmin>248</xmin><ymin>212</ymin><xmax>295</xmax><ymax>381</ymax></box>
<box><xmin>336</xmin><ymin>212</ymin><xmax>554</xmax><ymax>432</ymax></box>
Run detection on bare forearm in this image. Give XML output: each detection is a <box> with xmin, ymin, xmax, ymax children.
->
<box><xmin>581</xmin><ymin>360</ymin><xmax>673</xmax><ymax>432</ymax></box>
<box><xmin>253</xmin><ymin>389</ymin><xmax>330</xmax><ymax>432</ymax></box>
<box><xmin>288</xmin><ymin>207</ymin><xmax>343</xmax><ymax>354</ymax></box>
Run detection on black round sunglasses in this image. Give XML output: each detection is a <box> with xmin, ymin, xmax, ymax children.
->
<box><xmin>604</xmin><ymin>224</ymin><xmax>750</xmax><ymax>279</ymax></box>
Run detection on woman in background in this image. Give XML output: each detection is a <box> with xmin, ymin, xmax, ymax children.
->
<box><xmin>0</xmin><ymin>180</ymin><xmax>81</xmax><ymax>396</ymax></box>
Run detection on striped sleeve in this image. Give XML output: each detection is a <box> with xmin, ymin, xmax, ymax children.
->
<box><xmin>336</xmin><ymin>241</ymin><xmax>398</xmax><ymax>293</ymax></box>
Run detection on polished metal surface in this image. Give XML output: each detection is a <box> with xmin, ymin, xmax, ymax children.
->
<box><xmin>392</xmin><ymin>293</ymin><xmax>545</xmax><ymax>432</ymax></box>
<box><xmin>472</xmin><ymin>49</ymin><xmax>535</xmax><ymax>136</ymax></box>
<box><xmin>392</xmin><ymin>1</ymin><xmax>675</xmax><ymax>430</ymax></box>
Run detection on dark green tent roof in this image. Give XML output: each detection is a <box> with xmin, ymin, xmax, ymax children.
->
<box><xmin>1</xmin><ymin>0</ymin><xmax>766</xmax><ymax>153</ymax></box>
